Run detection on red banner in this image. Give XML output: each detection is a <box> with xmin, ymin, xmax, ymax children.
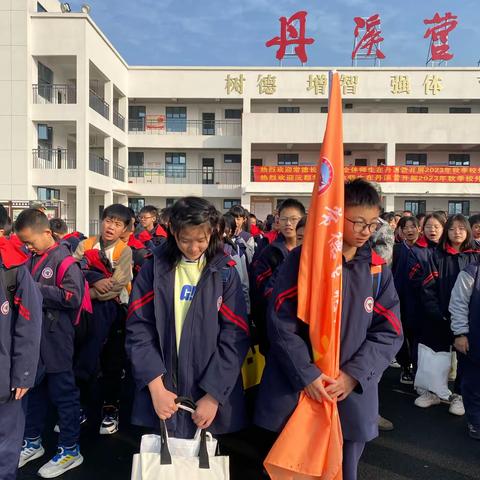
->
<box><xmin>253</xmin><ymin>165</ymin><xmax>480</xmax><ymax>183</ymax></box>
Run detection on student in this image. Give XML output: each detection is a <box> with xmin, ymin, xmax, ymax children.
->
<box><xmin>49</xmin><ymin>218</ymin><xmax>86</xmax><ymax>253</ymax></box>
<box><xmin>221</xmin><ymin>213</ymin><xmax>250</xmax><ymax>313</ymax></box>
<box><xmin>248</xmin><ymin>213</ymin><xmax>263</xmax><ymax>238</ymax></box>
<box><xmin>416</xmin><ymin>213</ymin><xmax>426</xmax><ymax>232</ymax></box>
<box><xmin>135</xmin><ymin>205</ymin><xmax>167</xmax><ymax>248</ymax></box>
<box><xmin>16</xmin><ymin>209</ymin><xmax>85</xmax><ymax>478</ymax></box>
<box><xmin>230</xmin><ymin>205</ymin><xmax>255</xmax><ymax>264</ymax></box>
<box><xmin>468</xmin><ymin>214</ymin><xmax>480</xmax><ymax>245</ymax></box>
<box><xmin>0</xmin><ymin>206</ymin><xmax>42</xmax><ymax>480</ymax></box>
<box><xmin>449</xmin><ymin>261</ymin><xmax>480</xmax><ymax>440</ymax></box>
<box><xmin>120</xmin><ymin>209</ymin><xmax>151</xmax><ymax>279</ymax></box>
<box><xmin>255</xmin><ymin>179</ymin><xmax>403</xmax><ymax>480</ymax></box>
<box><xmin>295</xmin><ymin>216</ymin><xmax>307</xmax><ymax>246</ymax></box>
<box><xmin>392</xmin><ymin>217</ymin><xmax>421</xmax><ymax>384</ymax></box>
<box><xmin>73</xmin><ymin>204</ymin><xmax>133</xmax><ymax>435</ymax></box>
<box><xmin>418</xmin><ymin>214</ymin><xmax>480</xmax><ymax>414</ymax></box>
<box><xmin>126</xmin><ymin>197</ymin><xmax>250</xmax><ymax>439</ymax></box>
<box><xmin>250</xmin><ymin>199</ymin><xmax>306</xmax><ymax>353</ymax></box>
<box><xmin>370</xmin><ymin>216</ymin><xmax>395</xmax><ymax>266</ymax></box>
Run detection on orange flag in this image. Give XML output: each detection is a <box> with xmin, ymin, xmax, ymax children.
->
<box><xmin>264</xmin><ymin>71</ymin><xmax>345</xmax><ymax>480</ymax></box>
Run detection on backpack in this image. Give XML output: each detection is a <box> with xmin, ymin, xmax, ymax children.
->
<box><xmin>0</xmin><ymin>266</ymin><xmax>18</xmax><ymax>309</ymax></box>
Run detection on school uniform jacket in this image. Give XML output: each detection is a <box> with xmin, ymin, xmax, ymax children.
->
<box><xmin>0</xmin><ymin>243</ymin><xmax>43</xmax><ymax>404</ymax></box>
<box><xmin>125</xmin><ymin>247</ymin><xmax>250</xmax><ymax>438</ymax></box>
<box><xmin>254</xmin><ymin>243</ymin><xmax>403</xmax><ymax>443</ymax></box>
<box><xmin>135</xmin><ymin>224</ymin><xmax>167</xmax><ymax>249</ymax></box>
<box><xmin>28</xmin><ymin>243</ymin><xmax>85</xmax><ymax>373</ymax></box>
<box><xmin>421</xmin><ymin>243</ymin><xmax>480</xmax><ymax>351</ymax></box>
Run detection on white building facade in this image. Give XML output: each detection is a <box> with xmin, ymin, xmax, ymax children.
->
<box><xmin>2</xmin><ymin>0</ymin><xmax>480</xmax><ymax>233</ymax></box>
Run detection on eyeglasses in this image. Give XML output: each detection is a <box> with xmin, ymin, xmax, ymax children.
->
<box><xmin>279</xmin><ymin>216</ymin><xmax>302</xmax><ymax>225</ymax></box>
<box><xmin>424</xmin><ymin>224</ymin><xmax>442</xmax><ymax>231</ymax></box>
<box><xmin>346</xmin><ymin>218</ymin><xmax>381</xmax><ymax>234</ymax></box>
<box><xmin>139</xmin><ymin>215</ymin><xmax>154</xmax><ymax>221</ymax></box>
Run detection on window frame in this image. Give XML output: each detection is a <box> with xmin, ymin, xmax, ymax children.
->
<box><xmin>448</xmin><ymin>200</ymin><xmax>470</xmax><ymax>216</ymax></box>
<box><xmin>277</xmin><ymin>153</ymin><xmax>299</xmax><ymax>166</ymax></box>
<box><xmin>405</xmin><ymin>153</ymin><xmax>427</xmax><ymax>166</ymax></box>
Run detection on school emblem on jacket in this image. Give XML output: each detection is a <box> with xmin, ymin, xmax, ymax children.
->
<box><xmin>42</xmin><ymin>267</ymin><xmax>54</xmax><ymax>279</ymax></box>
<box><xmin>364</xmin><ymin>296</ymin><xmax>374</xmax><ymax>313</ymax></box>
<box><xmin>1</xmin><ymin>300</ymin><xmax>9</xmax><ymax>315</ymax></box>
<box><xmin>318</xmin><ymin>156</ymin><xmax>333</xmax><ymax>196</ymax></box>
<box><xmin>217</xmin><ymin>296</ymin><xmax>223</xmax><ymax>311</ymax></box>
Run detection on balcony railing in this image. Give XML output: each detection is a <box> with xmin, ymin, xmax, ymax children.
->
<box><xmin>89</xmin><ymin>220</ymin><xmax>100</xmax><ymax>236</ymax></box>
<box><xmin>32</xmin><ymin>84</ymin><xmax>77</xmax><ymax>104</ymax></box>
<box><xmin>113</xmin><ymin>110</ymin><xmax>125</xmax><ymax>131</ymax></box>
<box><xmin>128</xmin><ymin>167</ymin><xmax>241</xmax><ymax>186</ymax></box>
<box><xmin>33</xmin><ymin>148</ymin><xmax>76</xmax><ymax>169</ymax></box>
<box><xmin>89</xmin><ymin>153</ymin><xmax>110</xmax><ymax>176</ymax></box>
<box><xmin>113</xmin><ymin>162</ymin><xmax>125</xmax><ymax>181</ymax></box>
<box><xmin>89</xmin><ymin>89</ymin><xmax>110</xmax><ymax>119</ymax></box>
<box><xmin>128</xmin><ymin>118</ymin><xmax>241</xmax><ymax>136</ymax></box>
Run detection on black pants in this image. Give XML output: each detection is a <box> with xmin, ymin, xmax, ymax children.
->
<box><xmin>397</xmin><ymin>323</ymin><xmax>417</xmax><ymax>370</ymax></box>
<box><xmin>462</xmin><ymin>355</ymin><xmax>480</xmax><ymax>428</ymax></box>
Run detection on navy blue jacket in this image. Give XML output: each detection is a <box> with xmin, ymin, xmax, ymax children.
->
<box><xmin>0</xmin><ymin>260</ymin><xmax>42</xmax><ymax>403</ymax></box>
<box><xmin>28</xmin><ymin>244</ymin><xmax>85</xmax><ymax>373</ymax></box>
<box><xmin>255</xmin><ymin>243</ymin><xmax>403</xmax><ymax>443</ymax></box>
<box><xmin>392</xmin><ymin>241</ymin><xmax>414</xmax><ymax>328</ymax></box>
<box><xmin>421</xmin><ymin>243</ymin><xmax>480</xmax><ymax>351</ymax></box>
<box><xmin>125</xmin><ymin>247</ymin><xmax>250</xmax><ymax>438</ymax></box>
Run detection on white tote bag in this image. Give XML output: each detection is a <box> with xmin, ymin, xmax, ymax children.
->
<box><xmin>414</xmin><ymin>343</ymin><xmax>452</xmax><ymax>400</ymax></box>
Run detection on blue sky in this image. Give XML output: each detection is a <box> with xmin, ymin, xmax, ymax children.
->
<box><xmin>69</xmin><ymin>0</ymin><xmax>480</xmax><ymax>67</ymax></box>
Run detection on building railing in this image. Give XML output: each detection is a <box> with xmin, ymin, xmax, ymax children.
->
<box><xmin>128</xmin><ymin>118</ymin><xmax>241</xmax><ymax>136</ymax></box>
<box><xmin>89</xmin><ymin>89</ymin><xmax>110</xmax><ymax>119</ymax></box>
<box><xmin>113</xmin><ymin>162</ymin><xmax>125</xmax><ymax>181</ymax></box>
<box><xmin>113</xmin><ymin>109</ymin><xmax>125</xmax><ymax>130</ymax></box>
<box><xmin>89</xmin><ymin>220</ymin><xmax>100</xmax><ymax>236</ymax></box>
<box><xmin>89</xmin><ymin>153</ymin><xmax>110</xmax><ymax>176</ymax></box>
<box><xmin>128</xmin><ymin>167</ymin><xmax>241</xmax><ymax>186</ymax></box>
<box><xmin>32</xmin><ymin>148</ymin><xmax>76</xmax><ymax>169</ymax></box>
<box><xmin>65</xmin><ymin>219</ymin><xmax>76</xmax><ymax>233</ymax></box>
<box><xmin>32</xmin><ymin>84</ymin><xmax>77</xmax><ymax>104</ymax></box>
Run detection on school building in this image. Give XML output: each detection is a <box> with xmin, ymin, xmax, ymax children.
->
<box><xmin>2</xmin><ymin>0</ymin><xmax>480</xmax><ymax>233</ymax></box>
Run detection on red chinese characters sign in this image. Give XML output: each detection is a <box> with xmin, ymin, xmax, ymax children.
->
<box><xmin>352</xmin><ymin>14</ymin><xmax>385</xmax><ymax>60</ymax></box>
<box><xmin>253</xmin><ymin>166</ymin><xmax>480</xmax><ymax>183</ymax></box>
<box><xmin>265</xmin><ymin>11</ymin><xmax>314</xmax><ymax>63</ymax></box>
<box><xmin>424</xmin><ymin>12</ymin><xmax>458</xmax><ymax>61</ymax></box>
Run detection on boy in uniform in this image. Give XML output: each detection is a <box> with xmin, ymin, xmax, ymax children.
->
<box><xmin>135</xmin><ymin>205</ymin><xmax>167</xmax><ymax>248</ymax></box>
<box><xmin>0</xmin><ymin>205</ymin><xmax>42</xmax><ymax>480</ymax></box>
<box><xmin>16</xmin><ymin>209</ymin><xmax>85</xmax><ymax>478</ymax></box>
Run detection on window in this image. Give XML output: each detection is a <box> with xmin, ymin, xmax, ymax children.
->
<box><xmin>202</xmin><ymin>113</ymin><xmax>215</xmax><ymax>135</ymax></box>
<box><xmin>406</xmin><ymin>153</ymin><xmax>427</xmax><ymax>166</ymax></box>
<box><xmin>355</xmin><ymin>159</ymin><xmax>368</xmax><ymax>167</ymax></box>
<box><xmin>37</xmin><ymin>187</ymin><xmax>59</xmax><ymax>201</ymax></box>
<box><xmin>407</xmin><ymin>106</ymin><xmax>429</xmax><ymax>113</ymax></box>
<box><xmin>449</xmin><ymin>107</ymin><xmax>471</xmax><ymax>114</ymax></box>
<box><xmin>404</xmin><ymin>200</ymin><xmax>426</xmax><ymax>216</ymax></box>
<box><xmin>225</xmin><ymin>109</ymin><xmax>242</xmax><ymax>119</ymax></box>
<box><xmin>129</xmin><ymin>106</ymin><xmax>146</xmax><ymax>131</ymax></box>
<box><xmin>377</xmin><ymin>159</ymin><xmax>386</xmax><ymax>166</ymax></box>
<box><xmin>166</xmin><ymin>107</ymin><xmax>187</xmax><ymax>132</ymax></box>
<box><xmin>449</xmin><ymin>154</ymin><xmax>470</xmax><ymax>166</ymax></box>
<box><xmin>166</xmin><ymin>198</ymin><xmax>178</xmax><ymax>208</ymax></box>
<box><xmin>321</xmin><ymin>106</ymin><xmax>329</xmax><ymax>113</ymax></box>
<box><xmin>344</xmin><ymin>103</ymin><xmax>353</xmax><ymax>110</ymax></box>
<box><xmin>37</xmin><ymin>124</ymin><xmax>52</xmax><ymax>150</ymax></box>
<box><xmin>224</xmin><ymin>199</ymin><xmax>241</xmax><ymax>210</ymax></box>
<box><xmin>37</xmin><ymin>2</ymin><xmax>47</xmax><ymax>12</ymax></box>
<box><xmin>38</xmin><ymin>62</ymin><xmax>53</xmax><ymax>101</ymax></box>
<box><xmin>278</xmin><ymin>153</ymin><xmax>299</xmax><ymax>166</ymax></box>
<box><xmin>202</xmin><ymin>158</ymin><xmax>214</xmax><ymax>185</ymax></box>
<box><xmin>278</xmin><ymin>106</ymin><xmax>300</xmax><ymax>113</ymax></box>
<box><xmin>128</xmin><ymin>152</ymin><xmax>144</xmax><ymax>177</ymax></box>
<box><xmin>224</xmin><ymin>154</ymin><xmax>241</xmax><ymax>164</ymax></box>
<box><xmin>128</xmin><ymin>198</ymin><xmax>145</xmax><ymax>214</ymax></box>
<box><xmin>165</xmin><ymin>152</ymin><xmax>186</xmax><ymax>177</ymax></box>
<box><xmin>449</xmin><ymin>201</ymin><xmax>470</xmax><ymax>216</ymax></box>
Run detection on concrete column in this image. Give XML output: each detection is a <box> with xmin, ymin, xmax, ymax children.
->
<box><xmin>241</xmin><ymin>97</ymin><xmax>252</xmax><ymax>192</ymax></box>
<box><xmin>104</xmin><ymin>190</ymin><xmax>114</xmax><ymax>207</ymax></box>
<box><xmin>104</xmin><ymin>136</ymin><xmax>113</xmax><ymax>177</ymax></box>
<box><xmin>76</xmin><ymin>184</ymin><xmax>90</xmax><ymax>235</ymax></box>
<box><xmin>384</xmin><ymin>194</ymin><xmax>395</xmax><ymax>212</ymax></box>
<box><xmin>385</xmin><ymin>142</ymin><xmax>396</xmax><ymax>166</ymax></box>
<box><xmin>241</xmin><ymin>193</ymin><xmax>251</xmax><ymax>211</ymax></box>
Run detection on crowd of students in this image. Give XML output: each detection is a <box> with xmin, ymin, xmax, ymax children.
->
<box><xmin>0</xmin><ymin>178</ymin><xmax>478</xmax><ymax>480</ymax></box>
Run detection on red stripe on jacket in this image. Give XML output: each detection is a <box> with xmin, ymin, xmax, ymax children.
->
<box><xmin>219</xmin><ymin>303</ymin><xmax>249</xmax><ymax>333</ymax></box>
<box><xmin>127</xmin><ymin>290</ymin><xmax>154</xmax><ymax>320</ymax></box>
<box><xmin>14</xmin><ymin>296</ymin><xmax>31</xmax><ymax>321</ymax></box>
<box><xmin>373</xmin><ymin>302</ymin><xmax>401</xmax><ymax>335</ymax></box>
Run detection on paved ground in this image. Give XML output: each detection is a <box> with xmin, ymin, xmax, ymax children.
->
<box><xmin>18</xmin><ymin>367</ymin><xmax>480</xmax><ymax>479</ymax></box>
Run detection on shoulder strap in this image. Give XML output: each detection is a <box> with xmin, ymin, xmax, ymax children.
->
<box><xmin>56</xmin><ymin>256</ymin><xmax>77</xmax><ymax>286</ymax></box>
<box><xmin>1</xmin><ymin>266</ymin><xmax>18</xmax><ymax>308</ymax></box>
<box><xmin>371</xmin><ymin>264</ymin><xmax>383</xmax><ymax>300</ymax></box>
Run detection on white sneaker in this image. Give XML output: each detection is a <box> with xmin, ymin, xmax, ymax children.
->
<box><xmin>19</xmin><ymin>438</ymin><xmax>45</xmax><ymax>468</ymax></box>
<box><xmin>99</xmin><ymin>405</ymin><xmax>119</xmax><ymax>435</ymax></box>
<box><xmin>449</xmin><ymin>394</ymin><xmax>465</xmax><ymax>416</ymax></box>
<box><xmin>37</xmin><ymin>445</ymin><xmax>83</xmax><ymax>478</ymax></box>
<box><xmin>414</xmin><ymin>391</ymin><xmax>441</xmax><ymax>408</ymax></box>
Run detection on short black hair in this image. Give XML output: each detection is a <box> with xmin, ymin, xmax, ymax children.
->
<box><xmin>469</xmin><ymin>214</ymin><xmax>480</xmax><ymax>227</ymax></box>
<box><xmin>139</xmin><ymin>205</ymin><xmax>159</xmax><ymax>218</ymax></box>
<box><xmin>380</xmin><ymin>212</ymin><xmax>396</xmax><ymax>223</ymax></box>
<box><xmin>344</xmin><ymin>178</ymin><xmax>381</xmax><ymax>209</ymax></box>
<box><xmin>0</xmin><ymin>205</ymin><xmax>11</xmax><ymax>232</ymax></box>
<box><xmin>278</xmin><ymin>198</ymin><xmax>306</xmax><ymax>216</ymax></box>
<box><xmin>398</xmin><ymin>216</ymin><xmax>419</xmax><ymax>230</ymax></box>
<box><xmin>229</xmin><ymin>205</ymin><xmax>246</xmax><ymax>218</ymax></box>
<box><xmin>49</xmin><ymin>218</ymin><xmax>68</xmax><ymax>235</ymax></box>
<box><xmin>15</xmin><ymin>208</ymin><xmax>50</xmax><ymax>232</ymax></box>
<box><xmin>416</xmin><ymin>213</ymin><xmax>426</xmax><ymax>221</ymax></box>
<box><xmin>102</xmin><ymin>204</ymin><xmax>131</xmax><ymax>227</ymax></box>
<box><xmin>222</xmin><ymin>212</ymin><xmax>237</xmax><ymax>236</ymax></box>
<box><xmin>403</xmin><ymin>210</ymin><xmax>414</xmax><ymax>216</ymax></box>
<box><xmin>296</xmin><ymin>216</ymin><xmax>307</xmax><ymax>231</ymax></box>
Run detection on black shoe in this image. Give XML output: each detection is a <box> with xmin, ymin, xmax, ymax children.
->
<box><xmin>400</xmin><ymin>368</ymin><xmax>414</xmax><ymax>385</ymax></box>
<box><xmin>468</xmin><ymin>424</ymin><xmax>480</xmax><ymax>440</ymax></box>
